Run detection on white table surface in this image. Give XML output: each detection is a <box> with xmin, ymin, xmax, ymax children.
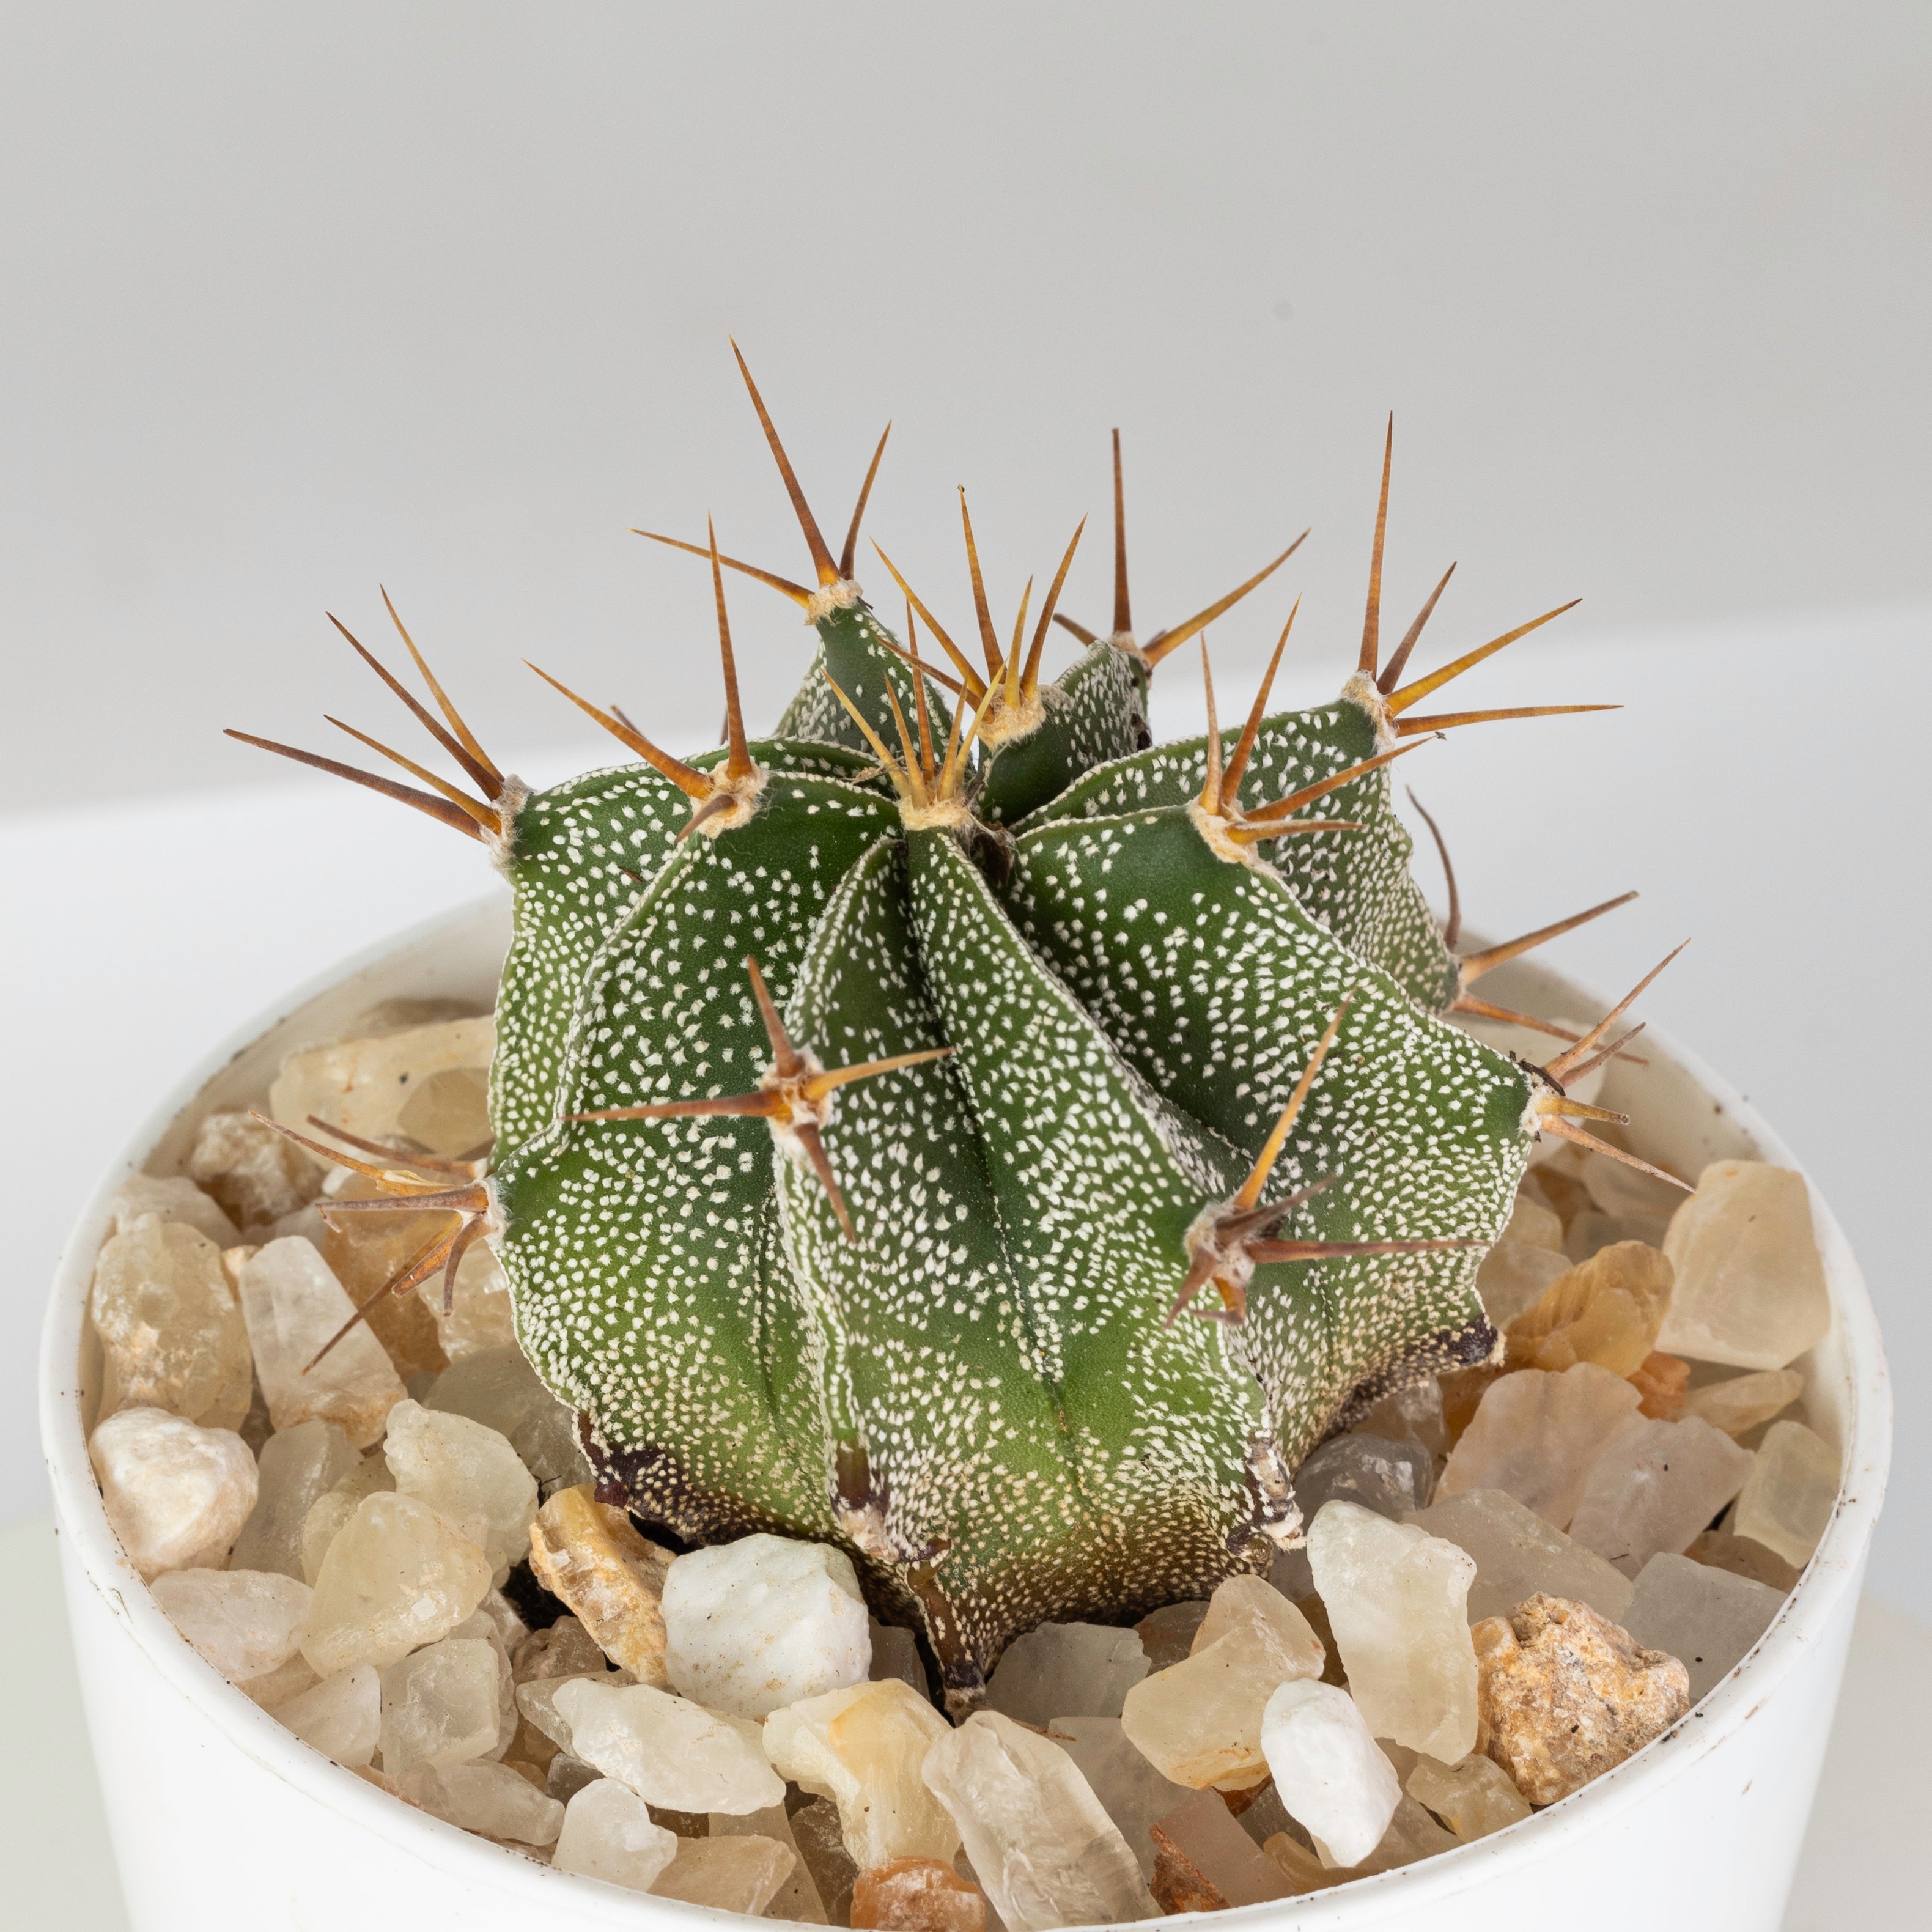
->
<box><xmin>6</xmin><ymin>604</ymin><xmax>1927</xmax><ymax>1918</ymax></box>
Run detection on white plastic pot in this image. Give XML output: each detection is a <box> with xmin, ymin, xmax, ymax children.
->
<box><xmin>40</xmin><ymin>893</ymin><xmax>1890</xmax><ymax>1931</ymax></box>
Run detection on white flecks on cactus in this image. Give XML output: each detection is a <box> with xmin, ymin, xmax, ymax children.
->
<box><xmin>149</xmin><ymin>1568</ymin><xmax>312</xmax><ymax>1681</ymax></box>
<box><xmin>89</xmin><ymin>1406</ymin><xmax>257</xmax><ymax>1579</ymax></box>
<box><xmin>1657</xmin><ymin>1162</ymin><xmax>1830</xmax><ymax>1370</ymax></box>
<box><xmin>922</xmin><ymin>1711</ymin><xmax>1157</xmax><ymax>1931</ymax></box>
<box><xmin>237</xmin><ymin>1239</ymin><xmax>405</xmax><ymax>1447</ymax></box>
<box><xmin>1566</xmin><ymin>1416</ymin><xmax>1756</xmax><ymax>1577</ymax></box>
<box><xmin>1305</xmin><ymin>1501</ymin><xmax>1478</xmax><ymax>1763</ymax></box>
<box><xmin>1727</xmin><ymin>1420</ymin><xmax>1838</xmax><ymax>1568</ymax></box>
<box><xmin>986</xmin><ymin>1622</ymin><xmax>1149</xmax><ymax>1726</ymax></box>
<box><xmin>383</xmin><ymin>1399</ymin><xmax>537</xmax><ymax>1577</ymax></box>
<box><xmin>552</xmin><ymin>1678</ymin><xmax>782</xmax><ymax>1813</ymax></box>
<box><xmin>1621</xmin><ymin>1552</ymin><xmax>1786</xmax><ymax>1703</ymax></box>
<box><xmin>270</xmin><ymin>1663</ymin><xmax>381</xmax><ymax>1767</ymax></box>
<box><xmin>230</xmin><ymin>1419</ymin><xmax>358</xmax><ymax>1579</ymax></box>
<box><xmin>661</xmin><ymin>1533</ymin><xmax>870</xmax><ymax>1718</ymax></box>
<box><xmin>1404</xmin><ymin>1488</ymin><xmax>1634</xmax><ymax>1626</ymax></box>
<box><xmin>1257</xmin><ymin>1678</ymin><xmax>1401</xmax><ymax>1869</ymax></box>
<box><xmin>763</xmin><ymin>1678</ymin><xmax>959</xmax><ymax>1870</ymax></box>
<box><xmin>299</xmin><ymin>1492</ymin><xmax>492</xmax><ymax>1675</ymax></box>
<box><xmin>550</xmin><ymin>1777</ymin><xmax>679</xmax><ymax>1892</ymax></box>
<box><xmin>378</xmin><ymin>1636</ymin><xmax>501</xmax><ymax>1775</ymax></box>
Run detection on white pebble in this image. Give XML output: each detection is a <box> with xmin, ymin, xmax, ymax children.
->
<box><xmin>89</xmin><ymin>1407</ymin><xmax>257</xmax><ymax>1579</ymax></box>
<box><xmin>149</xmin><ymin>1568</ymin><xmax>311</xmax><ymax>1681</ymax></box>
<box><xmin>551</xmin><ymin>1778</ymin><xmax>679</xmax><ymax>1892</ymax></box>
<box><xmin>379</xmin><ymin>1637</ymin><xmax>502</xmax><ymax>1774</ymax></box>
<box><xmin>271</xmin><ymin>1664</ymin><xmax>381</xmax><ymax>1766</ymax></box>
<box><xmin>1259</xmin><ymin>1678</ymin><xmax>1401</xmax><ymax>1868</ymax></box>
<box><xmin>383</xmin><ymin>1399</ymin><xmax>537</xmax><ymax>1577</ymax></box>
<box><xmin>553</xmin><ymin>1678</ymin><xmax>783</xmax><ymax>1813</ymax></box>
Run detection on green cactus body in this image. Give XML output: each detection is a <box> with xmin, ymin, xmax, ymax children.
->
<box><xmin>772</xmin><ymin>599</ymin><xmax>952</xmax><ymax>754</ymax></box>
<box><xmin>976</xmin><ymin>638</ymin><xmax>1151</xmax><ymax>827</ymax></box>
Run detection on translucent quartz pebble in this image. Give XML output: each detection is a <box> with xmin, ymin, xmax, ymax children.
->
<box><xmin>553</xmin><ymin>1678</ymin><xmax>782</xmax><ymax>1813</ymax></box>
<box><xmin>300</xmin><ymin>1455</ymin><xmax>394</xmax><ymax>1584</ymax></box>
<box><xmin>870</xmin><ymin>1622</ymin><xmax>927</xmax><ymax>1696</ymax></box>
<box><xmin>150</xmin><ymin>1568</ymin><xmax>312</xmax><ymax>1680</ymax></box>
<box><xmin>109</xmin><ymin>1174</ymin><xmax>242</xmax><ymax>1249</ymax></box>
<box><xmin>231</xmin><ymin>1420</ymin><xmax>358</xmax><ymax>1578</ymax></box>
<box><xmin>1683</xmin><ymin>1530</ymin><xmax>1801</xmax><ymax>1593</ymax></box>
<box><xmin>1473</xmin><ymin>1593</ymin><xmax>1689</xmax><ymax>1804</ymax></box>
<box><xmin>1568</xmin><ymin>1416</ymin><xmax>1757</xmax><ymax>1577</ymax></box>
<box><xmin>383</xmin><ymin>1399</ymin><xmax>537</xmax><ymax>1577</ymax></box>
<box><xmin>415</xmin><ymin>1240</ymin><xmax>517</xmax><ymax>1363</ymax></box>
<box><xmin>1621</xmin><ymin>1552</ymin><xmax>1785</xmax><ymax>1703</ymax></box>
<box><xmin>427</xmin><ymin>1346</ymin><xmax>592</xmax><ymax>1492</ymax></box>
<box><xmin>270</xmin><ymin>1015</ymin><xmax>495</xmax><ymax>1148</ymax></box>
<box><xmin>1629</xmin><ymin>1352</ymin><xmax>1691</xmax><ymax>1420</ymax></box>
<box><xmin>712</xmin><ymin>1802</ymin><xmax>828</xmax><ymax>1924</ymax></box>
<box><xmin>852</xmin><ymin>1855</ymin><xmax>986</xmax><ymax>1931</ymax></box>
<box><xmin>1133</xmin><ymin>1601</ymin><xmax>1209</xmax><ymax>1671</ymax></box>
<box><xmin>242</xmin><ymin>1654</ymin><xmax>320</xmax><ymax>1709</ymax></box>
<box><xmin>1045</xmin><ymin>1716</ymin><xmax>1192</xmax><ymax>1879</ymax></box>
<box><xmin>1146</xmin><ymin>1788</ymin><xmax>1300</xmax><ymax>1912</ymax></box>
<box><xmin>379</xmin><ymin>1637</ymin><xmax>501</xmax><ymax>1774</ymax></box>
<box><xmin>663</xmin><ymin>1533</ymin><xmax>869</xmax><ymax>1718</ymax></box>
<box><xmin>1437</xmin><ymin>1362</ymin><xmax>1643</xmax><ymax>1530</ymax></box>
<box><xmin>1502</xmin><ymin>1191</ymin><xmax>1566</xmax><ymax>1253</ymax></box>
<box><xmin>188</xmin><ymin>1110</ymin><xmax>323</xmax><ymax>1231</ymax></box>
<box><xmin>1580</xmin><ymin>1149</ymin><xmax>1683</xmax><ymax>1245</ymax></box>
<box><xmin>1257</xmin><ymin>1678</ymin><xmax>1401</xmax><ymax>1867</ymax></box>
<box><xmin>1259</xmin><ymin>1797</ymin><xmax>1458</xmax><ymax>1892</ymax></box>
<box><xmin>1476</xmin><ymin>1239</ymin><xmax>1571</xmax><ymax>1330</ymax></box>
<box><xmin>527</xmin><ymin>1485</ymin><xmax>674</xmax><ymax>1682</ymax></box>
<box><xmin>306</xmin><ymin>1181</ymin><xmax>448</xmax><ymax>1384</ymax></box>
<box><xmin>921</xmin><ymin>1711</ymin><xmax>1157</xmax><ymax>1931</ymax></box>
<box><xmin>448</xmin><ymin>1602</ymin><xmax>520</xmax><ymax>1758</ymax></box>
<box><xmin>238</xmin><ymin>1239</ymin><xmax>405</xmax><ymax>1447</ymax></box>
<box><xmin>1274</xmin><ymin>1430</ymin><xmax>1436</xmax><ymax>1595</ymax></box>
<box><xmin>1728</xmin><ymin>1420</ymin><xmax>1838</xmax><ymax>1568</ymax></box>
<box><xmin>792</xmin><ymin>1797</ymin><xmax>861</xmax><ymax>1925</ymax></box>
<box><xmin>1681</xmin><ymin>1368</ymin><xmax>1804</xmax><ymax>1438</ymax></box>
<box><xmin>89</xmin><ymin>1407</ymin><xmax>257</xmax><ymax>1579</ymax></box>
<box><xmin>514</xmin><ymin>1613</ymin><xmax>609</xmax><ymax>1684</ymax></box>
<box><xmin>91</xmin><ymin>1218</ymin><xmax>253</xmax><ymax>1429</ymax></box>
<box><xmin>396</xmin><ymin>1759</ymin><xmax>564</xmax><ymax>1844</ymax></box>
<box><xmin>765</xmin><ymin>1678</ymin><xmax>959</xmax><ymax>1868</ymax></box>
<box><xmin>654</xmin><ymin>1836</ymin><xmax>797</xmax><ymax>1913</ymax></box>
<box><xmin>1404</xmin><ymin>1751</ymin><xmax>1531</xmax><ymax>1839</ymax></box>
<box><xmin>1657</xmin><ymin>1162</ymin><xmax>1830</xmax><ymax>1370</ymax></box>
<box><xmin>986</xmin><ymin>1622</ymin><xmax>1148</xmax><ymax>1725</ymax></box>
<box><xmin>300</xmin><ymin>1491</ymin><xmax>492</xmax><ymax>1673</ymax></box>
<box><xmin>551</xmin><ymin>1777</ymin><xmax>679</xmax><ymax>1892</ymax></box>
<box><xmin>1504</xmin><ymin>1242</ymin><xmax>1675</xmax><ymax>1377</ymax></box>
<box><xmin>396</xmin><ymin>1062</ymin><xmax>492</xmax><ymax>1157</ymax></box>
<box><xmin>271</xmin><ymin>1663</ymin><xmax>380</xmax><ymax>1766</ymax></box>
<box><xmin>1348</xmin><ymin>1377</ymin><xmax>1448</xmax><ymax>1458</ymax></box>
<box><xmin>1119</xmin><ymin>1576</ymin><xmax>1324</xmax><ymax>1789</ymax></box>
<box><xmin>546</xmin><ymin>1754</ymin><xmax>600</xmax><ymax>1805</ymax></box>
<box><xmin>1306</xmin><ymin>1502</ymin><xmax>1478</xmax><ymax>1761</ymax></box>
<box><xmin>1404</xmin><ymin>1489</ymin><xmax>1634</xmax><ymax>1625</ymax></box>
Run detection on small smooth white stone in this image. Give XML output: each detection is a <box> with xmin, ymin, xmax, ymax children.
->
<box><xmin>553</xmin><ymin>1678</ymin><xmax>782</xmax><ymax>1813</ymax></box>
<box><xmin>89</xmin><ymin>1407</ymin><xmax>257</xmax><ymax>1579</ymax></box>
<box><xmin>661</xmin><ymin>1533</ymin><xmax>869</xmax><ymax>1718</ymax></box>
<box><xmin>150</xmin><ymin>1568</ymin><xmax>312</xmax><ymax>1680</ymax></box>
<box><xmin>271</xmin><ymin>1663</ymin><xmax>381</xmax><ymax>1766</ymax></box>
<box><xmin>1728</xmin><ymin>1420</ymin><xmax>1839</xmax><ymax>1568</ymax></box>
<box><xmin>230</xmin><ymin>1420</ymin><xmax>359</xmax><ymax>1579</ymax></box>
<box><xmin>1622</xmin><ymin>1552</ymin><xmax>1785</xmax><ymax>1703</ymax></box>
<box><xmin>551</xmin><ymin>1777</ymin><xmax>679</xmax><ymax>1892</ymax></box>
<box><xmin>108</xmin><ymin>1174</ymin><xmax>242</xmax><ymax>1248</ymax></box>
<box><xmin>383</xmin><ymin>1399</ymin><xmax>537</xmax><ymax>1577</ymax></box>
<box><xmin>1568</xmin><ymin>1417</ymin><xmax>1757</xmax><ymax>1577</ymax></box>
<box><xmin>379</xmin><ymin>1637</ymin><xmax>502</xmax><ymax>1774</ymax></box>
<box><xmin>1259</xmin><ymin>1679</ymin><xmax>1401</xmax><ymax>1870</ymax></box>
<box><xmin>1403</xmin><ymin>1489</ymin><xmax>1634</xmax><ymax>1625</ymax></box>
<box><xmin>1306</xmin><ymin>1502</ymin><xmax>1478</xmax><ymax>1763</ymax></box>
<box><xmin>921</xmin><ymin>1711</ymin><xmax>1157</xmax><ymax>1931</ymax></box>
<box><xmin>397</xmin><ymin>1760</ymin><xmax>566</xmax><ymax>1845</ymax></box>
<box><xmin>986</xmin><ymin>1622</ymin><xmax>1148</xmax><ymax>1725</ymax></box>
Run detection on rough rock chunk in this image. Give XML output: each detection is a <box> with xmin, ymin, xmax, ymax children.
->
<box><xmin>553</xmin><ymin>1678</ymin><xmax>782</xmax><ymax>1813</ymax></box>
<box><xmin>1473</xmin><ymin>1593</ymin><xmax>1690</xmax><ymax>1804</ymax></box>
<box><xmin>1258</xmin><ymin>1677</ymin><xmax>1401</xmax><ymax>1867</ymax></box>
<box><xmin>1621</xmin><ymin>1552</ymin><xmax>1785</xmax><ymax>1703</ymax></box>
<box><xmin>712</xmin><ymin>1802</ymin><xmax>830</xmax><ymax>1923</ymax></box>
<box><xmin>383</xmin><ymin>1399</ymin><xmax>537</xmax><ymax>1577</ymax></box>
<box><xmin>1437</xmin><ymin>1362</ymin><xmax>1644</xmax><ymax>1530</ymax></box>
<box><xmin>1044</xmin><ymin>1716</ymin><xmax>1191</xmax><ymax>1881</ymax></box>
<box><xmin>1681</xmin><ymin>1368</ymin><xmax>1804</xmax><ymax>1438</ymax></box>
<box><xmin>987</xmin><ymin>1622</ymin><xmax>1148</xmax><ymax>1727</ymax></box>
<box><xmin>300</xmin><ymin>1491</ymin><xmax>492</xmax><ymax>1674</ymax></box>
<box><xmin>188</xmin><ymin>1110</ymin><xmax>323</xmax><ymax>1231</ymax></box>
<box><xmin>663</xmin><ymin>1533</ymin><xmax>870</xmax><ymax>1719</ymax></box>
<box><xmin>109</xmin><ymin>1174</ymin><xmax>242</xmax><ymax>1249</ymax></box>
<box><xmin>270</xmin><ymin>1662</ymin><xmax>380</xmax><ymax>1766</ymax></box>
<box><xmin>1404</xmin><ymin>1488</ymin><xmax>1634</xmax><ymax>1626</ymax></box>
<box><xmin>237</xmin><ymin>1238</ymin><xmax>405</xmax><ymax>1447</ymax></box>
<box><xmin>765</xmin><ymin>1678</ymin><xmax>959</xmax><ymax>1870</ymax></box>
<box><xmin>415</xmin><ymin>1239</ymin><xmax>518</xmax><ymax>1363</ymax></box>
<box><xmin>1348</xmin><ymin>1377</ymin><xmax>1450</xmax><ymax>1457</ymax></box>
<box><xmin>428</xmin><ymin>1346</ymin><xmax>592</xmax><ymax>1491</ymax></box>
<box><xmin>1404</xmin><ymin>1751</ymin><xmax>1531</xmax><ymax>1839</ymax></box>
<box><xmin>1568</xmin><ymin>1415</ymin><xmax>1757</xmax><ymax>1576</ymax></box>
<box><xmin>89</xmin><ymin>1407</ymin><xmax>257</xmax><ymax>1579</ymax></box>
<box><xmin>396</xmin><ymin>1758</ymin><xmax>565</xmax><ymax>1844</ymax></box>
<box><xmin>307</xmin><ymin>1181</ymin><xmax>449</xmax><ymax>1383</ymax></box>
<box><xmin>1504</xmin><ymin>1242</ymin><xmax>1674</xmax><ymax>1377</ymax></box>
<box><xmin>1306</xmin><ymin>1502</ymin><xmax>1478</xmax><ymax>1761</ymax></box>
<box><xmin>91</xmin><ymin>1217</ymin><xmax>254</xmax><ymax>1430</ymax></box>
<box><xmin>921</xmin><ymin>1711</ymin><xmax>1157</xmax><ymax>1931</ymax></box>
<box><xmin>551</xmin><ymin>1777</ymin><xmax>679</xmax><ymax>1891</ymax></box>
<box><xmin>1147</xmin><ymin>1788</ymin><xmax>1301</xmax><ymax>1912</ymax></box>
<box><xmin>852</xmin><ymin>1855</ymin><xmax>986</xmax><ymax>1931</ymax></box>
<box><xmin>150</xmin><ymin>1567</ymin><xmax>312</xmax><ymax>1680</ymax></box>
<box><xmin>1728</xmin><ymin>1420</ymin><xmax>1837</xmax><ymax>1568</ymax></box>
<box><xmin>514</xmin><ymin>1613</ymin><xmax>609</xmax><ymax>1684</ymax></box>
<box><xmin>230</xmin><ymin>1420</ymin><xmax>359</xmax><ymax>1579</ymax></box>
<box><xmin>654</xmin><ymin>1835</ymin><xmax>797</xmax><ymax>1913</ymax></box>
<box><xmin>379</xmin><ymin>1636</ymin><xmax>502</xmax><ymax>1774</ymax></box>
<box><xmin>1657</xmin><ymin>1162</ymin><xmax>1830</xmax><ymax>1370</ymax></box>
<box><xmin>298</xmin><ymin>1454</ymin><xmax>395</xmax><ymax>1584</ymax></box>
<box><xmin>270</xmin><ymin>1016</ymin><xmax>495</xmax><ymax>1149</ymax></box>
<box><xmin>526</xmin><ymin>1484</ymin><xmax>673</xmax><ymax>1683</ymax></box>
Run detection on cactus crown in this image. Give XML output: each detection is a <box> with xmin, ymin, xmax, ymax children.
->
<box><xmin>232</xmin><ymin>348</ymin><xmax>1679</xmax><ymax>1707</ymax></box>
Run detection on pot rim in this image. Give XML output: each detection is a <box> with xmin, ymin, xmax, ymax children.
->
<box><xmin>38</xmin><ymin>891</ymin><xmax>1893</xmax><ymax>1926</ymax></box>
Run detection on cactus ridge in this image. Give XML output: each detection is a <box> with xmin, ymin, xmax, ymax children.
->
<box><xmin>229</xmin><ymin>349</ymin><xmax>1682</xmax><ymax>1696</ymax></box>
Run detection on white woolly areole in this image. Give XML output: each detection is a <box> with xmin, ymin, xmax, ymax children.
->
<box><xmin>483</xmin><ymin>774</ymin><xmax>532</xmax><ymax>875</ymax></box>
<box><xmin>1339</xmin><ymin>672</ymin><xmax>1396</xmax><ymax>749</ymax></box>
<box><xmin>805</xmin><ymin>579</ymin><xmax>862</xmax><ymax>622</ymax></box>
<box><xmin>1186</xmin><ymin>795</ymin><xmax>1267</xmax><ymax>871</ymax></box>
